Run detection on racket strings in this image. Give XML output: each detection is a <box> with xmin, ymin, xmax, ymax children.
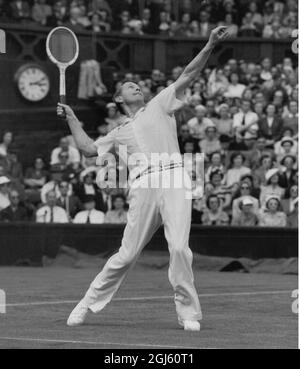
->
<box><xmin>48</xmin><ymin>29</ymin><xmax>77</xmax><ymax>64</ymax></box>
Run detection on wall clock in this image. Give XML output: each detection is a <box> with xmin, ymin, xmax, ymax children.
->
<box><xmin>15</xmin><ymin>64</ymin><xmax>50</xmax><ymax>102</ymax></box>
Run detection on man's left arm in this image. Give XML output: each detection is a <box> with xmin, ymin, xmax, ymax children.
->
<box><xmin>174</xmin><ymin>26</ymin><xmax>229</xmax><ymax>99</ymax></box>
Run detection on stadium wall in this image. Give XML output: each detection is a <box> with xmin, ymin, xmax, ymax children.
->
<box><xmin>0</xmin><ymin>223</ymin><xmax>297</xmax><ymax>266</ymax></box>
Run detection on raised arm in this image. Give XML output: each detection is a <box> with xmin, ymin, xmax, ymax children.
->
<box><xmin>174</xmin><ymin>26</ymin><xmax>229</xmax><ymax>98</ymax></box>
<box><xmin>57</xmin><ymin>103</ymin><xmax>97</xmax><ymax>158</ymax></box>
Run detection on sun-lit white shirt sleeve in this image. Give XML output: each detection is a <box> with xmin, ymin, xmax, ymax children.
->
<box><xmin>93</xmin><ymin>129</ymin><xmax>117</xmax><ymax>157</ymax></box>
<box><xmin>153</xmin><ymin>83</ymin><xmax>186</xmax><ymax>115</ymax></box>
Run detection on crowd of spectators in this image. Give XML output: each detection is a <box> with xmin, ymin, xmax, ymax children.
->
<box><xmin>0</xmin><ymin>0</ymin><xmax>298</xmax><ymax>39</ymax></box>
<box><xmin>0</xmin><ymin>53</ymin><xmax>298</xmax><ymax>228</ymax></box>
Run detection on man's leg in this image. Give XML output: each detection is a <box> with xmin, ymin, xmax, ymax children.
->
<box><xmin>160</xmin><ymin>169</ymin><xmax>202</xmax><ymax>324</ymax></box>
<box><xmin>74</xmin><ymin>185</ymin><xmax>162</xmax><ymax>315</ymax></box>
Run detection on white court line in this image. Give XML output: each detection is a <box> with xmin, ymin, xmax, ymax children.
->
<box><xmin>0</xmin><ymin>337</ymin><xmax>205</xmax><ymax>349</ymax></box>
<box><xmin>1</xmin><ymin>290</ymin><xmax>292</xmax><ymax>308</ymax></box>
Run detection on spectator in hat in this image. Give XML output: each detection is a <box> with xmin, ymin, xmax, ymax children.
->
<box><xmin>56</xmin><ymin>180</ymin><xmax>82</xmax><ymax>221</ymax></box>
<box><xmin>258</xmin><ymin>103</ymin><xmax>284</xmax><ymax>145</ymax></box>
<box><xmin>201</xmin><ymin>195</ymin><xmax>229</xmax><ymax>226</ymax></box>
<box><xmin>226</xmin><ymin>152</ymin><xmax>251</xmax><ymax>188</ymax></box>
<box><xmin>199</xmin><ymin>124</ymin><xmax>221</xmax><ymax>157</ymax></box>
<box><xmin>279</xmin><ymin>155</ymin><xmax>298</xmax><ymax>189</ymax></box>
<box><xmin>232</xmin><ymin>181</ymin><xmax>259</xmax><ymax>220</ymax></box>
<box><xmin>105</xmin><ymin>195</ymin><xmax>128</xmax><ymax>224</ymax></box>
<box><xmin>232</xmin><ymin>197</ymin><xmax>259</xmax><ymax>226</ymax></box>
<box><xmin>24</xmin><ymin>156</ymin><xmax>48</xmax><ymax>205</ymax></box>
<box><xmin>73</xmin><ymin>195</ymin><xmax>105</xmax><ymax>224</ymax></box>
<box><xmin>258</xmin><ymin>195</ymin><xmax>287</xmax><ymax>227</ymax></box>
<box><xmin>281</xmin><ymin>185</ymin><xmax>298</xmax><ymax>215</ymax></box>
<box><xmin>187</xmin><ymin>105</ymin><xmax>214</xmax><ymax>140</ymax></box>
<box><xmin>260</xmin><ymin>168</ymin><xmax>285</xmax><ymax>207</ymax></box>
<box><xmin>0</xmin><ymin>190</ymin><xmax>30</xmax><ymax>222</ymax></box>
<box><xmin>205</xmin><ymin>152</ymin><xmax>225</xmax><ymax>184</ymax></box>
<box><xmin>0</xmin><ymin>176</ymin><xmax>11</xmax><ymax>211</ymax></box>
<box><xmin>287</xmin><ymin>198</ymin><xmax>298</xmax><ymax>228</ymax></box>
<box><xmin>36</xmin><ymin>190</ymin><xmax>69</xmax><ymax>224</ymax></box>
<box><xmin>74</xmin><ymin>169</ymin><xmax>108</xmax><ymax>213</ymax></box>
<box><xmin>275</xmin><ymin>136</ymin><xmax>298</xmax><ymax>164</ymax></box>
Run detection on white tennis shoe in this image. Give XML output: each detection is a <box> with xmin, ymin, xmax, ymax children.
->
<box><xmin>178</xmin><ymin>318</ymin><xmax>201</xmax><ymax>332</ymax></box>
<box><xmin>183</xmin><ymin>320</ymin><xmax>201</xmax><ymax>332</ymax></box>
<box><xmin>67</xmin><ymin>301</ymin><xmax>89</xmax><ymax>327</ymax></box>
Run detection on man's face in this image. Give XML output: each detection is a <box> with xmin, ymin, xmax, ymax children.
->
<box><xmin>262</xmin><ymin>58</ymin><xmax>271</xmax><ymax>70</ymax></box>
<box><xmin>60</xmin><ymin>138</ymin><xmax>69</xmax><ymax>150</ymax></box>
<box><xmin>209</xmin><ymin>198</ymin><xmax>219</xmax><ymax>211</ymax></box>
<box><xmin>117</xmin><ymin>82</ymin><xmax>145</xmax><ymax>105</ymax></box>
<box><xmin>242</xmin><ymin>204</ymin><xmax>253</xmax><ymax>215</ymax></box>
<box><xmin>199</xmin><ymin>11</ymin><xmax>209</xmax><ymax>22</ymax></box>
<box><xmin>289</xmin><ymin>102</ymin><xmax>298</xmax><ymax>114</ymax></box>
<box><xmin>256</xmin><ymin>138</ymin><xmax>266</xmax><ymax>150</ymax></box>
<box><xmin>35</xmin><ymin>158</ymin><xmax>44</xmax><ymax>170</ymax></box>
<box><xmin>10</xmin><ymin>191</ymin><xmax>20</xmax><ymax>207</ymax></box>
<box><xmin>59</xmin><ymin>182</ymin><xmax>69</xmax><ymax>196</ymax></box>
<box><xmin>240</xmin><ymin>183</ymin><xmax>250</xmax><ymax>195</ymax></box>
<box><xmin>242</xmin><ymin>101</ymin><xmax>251</xmax><ymax>113</ymax></box>
<box><xmin>180</xmin><ymin>125</ymin><xmax>190</xmax><ymax>139</ymax></box>
<box><xmin>0</xmin><ymin>183</ymin><xmax>9</xmax><ymax>194</ymax></box>
<box><xmin>84</xmin><ymin>201</ymin><xmax>95</xmax><ymax>212</ymax></box>
<box><xmin>206</xmin><ymin>128</ymin><xmax>216</xmax><ymax>139</ymax></box>
<box><xmin>266</xmin><ymin>105</ymin><xmax>276</xmax><ymax>116</ymax></box>
<box><xmin>195</xmin><ymin>108</ymin><xmax>206</xmax><ymax>120</ymax></box>
<box><xmin>268</xmin><ymin>199</ymin><xmax>279</xmax><ymax>212</ymax></box>
<box><xmin>114</xmin><ymin>197</ymin><xmax>125</xmax><ymax>210</ymax></box>
<box><xmin>47</xmin><ymin>192</ymin><xmax>57</xmax><ymax>207</ymax></box>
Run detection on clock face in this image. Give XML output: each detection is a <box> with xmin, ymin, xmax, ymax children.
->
<box><xmin>16</xmin><ymin>65</ymin><xmax>50</xmax><ymax>102</ymax></box>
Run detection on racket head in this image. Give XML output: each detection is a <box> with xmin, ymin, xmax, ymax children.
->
<box><xmin>46</xmin><ymin>27</ymin><xmax>79</xmax><ymax>67</ymax></box>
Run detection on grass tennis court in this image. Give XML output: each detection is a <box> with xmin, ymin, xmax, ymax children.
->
<box><xmin>0</xmin><ymin>260</ymin><xmax>297</xmax><ymax>349</ymax></box>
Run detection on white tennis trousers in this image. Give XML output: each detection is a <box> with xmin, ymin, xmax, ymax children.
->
<box><xmin>81</xmin><ymin>167</ymin><xmax>202</xmax><ymax>322</ymax></box>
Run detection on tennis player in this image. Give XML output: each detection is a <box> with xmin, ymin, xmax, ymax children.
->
<box><xmin>58</xmin><ymin>26</ymin><xmax>228</xmax><ymax>331</ymax></box>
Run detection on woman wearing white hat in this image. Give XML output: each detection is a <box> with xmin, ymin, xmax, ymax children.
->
<box><xmin>258</xmin><ymin>195</ymin><xmax>287</xmax><ymax>227</ymax></box>
<box><xmin>259</xmin><ymin>168</ymin><xmax>285</xmax><ymax>208</ymax></box>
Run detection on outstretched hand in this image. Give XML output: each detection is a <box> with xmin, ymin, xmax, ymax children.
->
<box><xmin>208</xmin><ymin>26</ymin><xmax>229</xmax><ymax>46</ymax></box>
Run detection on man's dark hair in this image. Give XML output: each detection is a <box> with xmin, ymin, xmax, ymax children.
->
<box><xmin>113</xmin><ymin>85</ymin><xmax>126</xmax><ymax>115</ymax></box>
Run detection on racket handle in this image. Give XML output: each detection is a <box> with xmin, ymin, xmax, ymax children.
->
<box><xmin>58</xmin><ymin>95</ymin><xmax>67</xmax><ymax>120</ymax></box>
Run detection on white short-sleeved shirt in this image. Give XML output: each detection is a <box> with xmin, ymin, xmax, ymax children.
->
<box><xmin>73</xmin><ymin>209</ymin><xmax>105</xmax><ymax>224</ymax></box>
<box><xmin>94</xmin><ymin>84</ymin><xmax>184</xmax><ymax>176</ymax></box>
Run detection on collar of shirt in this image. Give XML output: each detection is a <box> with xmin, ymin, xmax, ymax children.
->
<box><xmin>121</xmin><ymin>107</ymin><xmax>146</xmax><ymax>127</ymax></box>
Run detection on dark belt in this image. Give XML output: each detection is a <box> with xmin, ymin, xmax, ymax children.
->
<box><xmin>135</xmin><ymin>162</ymin><xmax>183</xmax><ymax>181</ymax></box>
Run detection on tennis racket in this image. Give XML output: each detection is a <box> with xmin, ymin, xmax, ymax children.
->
<box><xmin>46</xmin><ymin>26</ymin><xmax>79</xmax><ymax>118</ymax></box>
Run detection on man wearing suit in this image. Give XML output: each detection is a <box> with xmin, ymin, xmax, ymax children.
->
<box><xmin>0</xmin><ymin>190</ymin><xmax>29</xmax><ymax>222</ymax></box>
<box><xmin>258</xmin><ymin>104</ymin><xmax>283</xmax><ymax>145</ymax></box>
<box><xmin>57</xmin><ymin>180</ymin><xmax>82</xmax><ymax>220</ymax></box>
<box><xmin>73</xmin><ymin>195</ymin><xmax>105</xmax><ymax>224</ymax></box>
<box><xmin>74</xmin><ymin>171</ymin><xmax>109</xmax><ymax>213</ymax></box>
